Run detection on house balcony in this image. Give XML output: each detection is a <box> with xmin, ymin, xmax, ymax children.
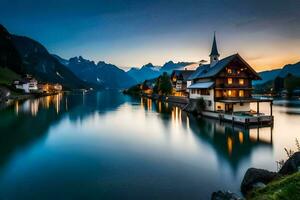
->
<box><xmin>215</xmin><ymin>85</ymin><xmax>253</xmax><ymax>89</ymax></box>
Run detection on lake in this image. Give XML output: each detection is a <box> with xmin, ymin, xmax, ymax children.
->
<box><xmin>0</xmin><ymin>91</ymin><xmax>299</xmax><ymax>199</ymax></box>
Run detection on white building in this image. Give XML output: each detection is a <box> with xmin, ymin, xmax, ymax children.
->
<box><xmin>187</xmin><ymin>34</ymin><xmax>262</xmax><ymax>113</ymax></box>
<box><xmin>13</xmin><ymin>76</ymin><xmax>38</xmax><ymax>93</ymax></box>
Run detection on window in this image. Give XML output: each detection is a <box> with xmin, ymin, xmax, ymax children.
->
<box><xmin>228</xmin><ymin>78</ymin><xmax>233</xmax><ymax>85</ymax></box>
<box><xmin>227</xmin><ymin>68</ymin><xmax>232</xmax><ymax>74</ymax></box>
<box><xmin>239</xmin><ymin>90</ymin><xmax>244</xmax><ymax>97</ymax></box>
<box><xmin>228</xmin><ymin>90</ymin><xmax>232</xmax><ymax>97</ymax></box>
<box><xmin>239</xmin><ymin>79</ymin><xmax>244</xmax><ymax>85</ymax></box>
<box><xmin>201</xmin><ymin>89</ymin><xmax>210</xmax><ymax>95</ymax></box>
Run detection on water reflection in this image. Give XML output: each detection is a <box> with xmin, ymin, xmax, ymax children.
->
<box><xmin>1</xmin><ymin>92</ymin><xmax>296</xmax><ymax>200</ymax></box>
<box><xmin>140</xmin><ymin>98</ymin><xmax>273</xmax><ymax>172</ymax></box>
<box><xmin>14</xmin><ymin>93</ymin><xmax>63</xmax><ymax>116</ymax></box>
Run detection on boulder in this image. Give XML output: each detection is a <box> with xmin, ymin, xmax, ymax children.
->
<box><xmin>211</xmin><ymin>191</ymin><xmax>242</xmax><ymax>200</ymax></box>
<box><xmin>240</xmin><ymin>168</ymin><xmax>281</xmax><ymax>195</ymax></box>
<box><xmin>279</xmin><ymin>151</ymin><xmax>300</xmax><ymax>175</ymax></box>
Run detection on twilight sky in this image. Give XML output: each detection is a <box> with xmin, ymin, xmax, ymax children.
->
<box><xmin>1</xmin><ymin>0</ymin><xmax>300</xmax><ymax>71</ymax></box>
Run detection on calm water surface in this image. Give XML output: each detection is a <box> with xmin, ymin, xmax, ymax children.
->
<box><xmin>0</xmin><ymin>91</ymin><xmax>300</xmax><ymax>200</ymax></box>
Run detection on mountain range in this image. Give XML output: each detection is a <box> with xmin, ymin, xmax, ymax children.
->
<box><xmin>254</xmin><ymin>61</ymin><xmax>300</xmax><ymax>86</ymax></box>
<box><xmin>1</xmin><ymin>23</ymin><xmax>299</xmax><ymax>91</ymax></box>
<box><xmin>54</xmin><ymin>55</ymin><xmax>136</xmax><ymax>89</ymax></box>
<box><xmin>0</xmin><ymin>24</ymin><xmax>91</xmax><ymax>89</ymax></box>
<box><xmin>127</xmin><ymin>61</ymin><xmax>196</xmax><ymax>83</ymax></box>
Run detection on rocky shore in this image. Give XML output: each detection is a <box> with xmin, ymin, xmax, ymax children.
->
<box><xmin>212</xmin><ymin>152</ymin><xmax>300</xmax><ymax>200</ymax></box>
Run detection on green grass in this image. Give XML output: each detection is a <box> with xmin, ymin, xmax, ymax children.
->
<box><xmin>0</xmin><ymin>67</ymin><xmax>20</xmax><ymax>85</ymax></box>
<box><xmin>249</xmin><ymin>172</ymin><xmax>300</xmax><ymax>200</ymax></box>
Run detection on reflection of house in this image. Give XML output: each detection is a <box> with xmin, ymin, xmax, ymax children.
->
<box><xmin>170</xmin><ymin>70</ymin><xmax>195</xmax><ymax>96</ymax></box>
<box><xmin>187</xmin><ymin>34</ymin><xmax>264</xmax><ymax>113</ymax></box>
<box><xmin>13</xmin><ymin>75</ymin><xmax>38</xmax><ymax>93</ymax></box>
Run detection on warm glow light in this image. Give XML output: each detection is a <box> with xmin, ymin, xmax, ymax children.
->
<box><xmin>15</xmin><ymin>101</ymin><xmax>19</xmax><ymax>115</ymax></box>
<box><xmin>239</xmin><ymin>131</ymin><xmax>244</xmax><ymax>143</ymax></box>
<box><xmin>158</xmin><ymin>101</ymin><xmax>162</xmax><ymax>113</ymax></box>
<box><xmin>239</xmin><ymin>79</ymin><xmax>244</xmax><ymax>85</ymax></box>
<box><xmin>228</xmin><ymin>90</ymin><xmax>232</xmax><ymax>96</ymax></box>
<box><xmin>227</xmin><ymin>78</ymin><xmax>233</xmax><ymax>85</ymax></box>
<box><xmin>227</xmin><ymin>137</ymin><xmax>233</xmax><ymax>156</ymax></box>
<box><xmin>239</xmin><ymin>90</ymin><xmax>244</xmax><ymax>97</ymax></box>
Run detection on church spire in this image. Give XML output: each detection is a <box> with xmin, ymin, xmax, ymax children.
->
<box><xmin>210</xmin><ymin>32</ymin><xmax>220</xmax><ymax>67</ymax></box>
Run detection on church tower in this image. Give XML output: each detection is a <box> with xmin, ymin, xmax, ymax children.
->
<box><xmin>209</xmin><ymin>32</ymin><xmax>220</xmax><ymax>67</ymax></box>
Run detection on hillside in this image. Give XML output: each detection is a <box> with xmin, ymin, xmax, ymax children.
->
<box><xmin>0</xmin><ymin>24</ymin><xmax>23</xmax><ymax>73</ymax></box>
<box><xmin>0</xmin><ymin>24</ymin><xmax>92</xmax><ymax>90</ymax></box>
<box><xmin>11</xmin><ymin>35</ymin><xmax>90</xmax><ymax>89</ymax></box>
<box><xmin>0</xmin><ymin>67</ymin><xmax>20</xmax><ymax>85</ymax></box>
<box><xmin>254</xmin><ymin>61</ymin><xmax>300</xmax><ymax>85</ymax></box>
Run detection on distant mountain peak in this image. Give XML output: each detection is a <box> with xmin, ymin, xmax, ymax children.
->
<box><xmin>142</xmin><ymin>63</ymin><xmax>155</xmax><ymax>68</ymax></box>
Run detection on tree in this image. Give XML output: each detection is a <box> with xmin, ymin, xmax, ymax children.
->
<box><xmin>284</xmin><ymin>74</ymin><xmax>300</xmax><ymax>97</ymax></box>
<box><xmin>158</xmin><ymin>72</ymin><xmax>172</xmax><ymax>95</ymax></box>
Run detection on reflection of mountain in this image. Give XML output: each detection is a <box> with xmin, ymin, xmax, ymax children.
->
<box><xmin>66</xmin><ymin>91</ymin><xmax>130</xmax><ymax>122</ymax></box>
<box><xmin>0</xmin><ymin>91</ymin><xmax>130</xmax><ymax>171</ymax></box>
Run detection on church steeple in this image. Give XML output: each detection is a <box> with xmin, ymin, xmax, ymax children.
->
<box><xmin>209</xmin><ymin>32</ymin><xmax>220</xmax><ymax>67</ymax></box>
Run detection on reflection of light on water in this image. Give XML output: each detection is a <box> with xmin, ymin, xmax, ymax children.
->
<box><xmin>186</xmin><ymin>116</ymin><xmax>190</xmax><ymax>132</ymax></box>
<box><xmin>171</xmin><ymin>107</ymin><xmax>184</xmax><ymax>129</ymax></box>
<box><xmin>30</xmin><ymin>99</ymin><xmax>39</xmax><ymax>116</ymax></box>
<box><xmin>15</xmin><ymin>101</ymin><xmax>19</xmax><ymax>115</ymax></box>
<box><xmin>56</xmin><ymin>95</ymin><xmax>59</xmax><ymax>114</ymax></box>
<box><xmin>14</xmin><ymin>93</ymin><xmax>64</xmax><ymax>116</ymax></box>
<box><xmin>140</xmin><ymin>98</ymin><xmax>144</xmax><ymax>110</ymax></box>
<box><xmin>147</xmin><ymin>99</ymin><xmax>152</xmax><ymax>111</ymax></box>
<box><xmin>227</xmin><ymin>137</ymin><xmax>233</xmax><ymax>156</ymax></box>
<box><xmin>45</xmin><ymin>96</ymin><xmax>50</xmax><ymax>109</ymax></box>
<box><xmin>65</xmin><ymin>97</ymin><xmax>68</xmax><ymax>111</ymax></box>
<box><xmin>158</xmin><ymin>101</ymin><xmax>162</xmax><ymax>113</ymax></box>
<box><xmin>239</xmin><ymin>131</ymin><xmax>244</xmax><ymax>144</ymax></box>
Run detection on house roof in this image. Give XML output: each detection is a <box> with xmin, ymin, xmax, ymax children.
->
<box><xmin>188</xmin><ymin>54</ymin><xmax>261</xmax><ymax>80</ymax></box>
<box><xmin>172</xmin><ymin>70</ymin><xmax>196</xmax><ymax>81</ymax></box>
<box><xmin>210</xmin><ymin>33</ymin><xmax>219</xmax><ymax>56</ymax></box>
<box><xmin>187</xmin><ymin>81</ymin><xmax>215</xmax><ymax>89</ymax></box>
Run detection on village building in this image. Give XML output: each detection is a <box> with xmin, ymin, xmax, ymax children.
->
<box><xmin>38</xmin><ymin>83</ymin><xmax>63</xmax><ymax>93</ymax></box>
<box><xmin>140</xmin><ymin>79</ymin><xmax>156</xmax><ymax>95</ymax></box>
<box><xmin>170</xmin><ymin>70</ymin><xmax>195</xmax><ymax>97</ymax></box>
<box><xmin>13</xmin><ymin>75</ymin><xmax>38</xmax><ymax>93</ymax></box>
<box><xmin>187</xmin><ymin>34</ymin><xmax>273</xmax><ymax>121</ymax></box>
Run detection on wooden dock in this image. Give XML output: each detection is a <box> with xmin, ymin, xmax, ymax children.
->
<box><xmin>202</xmin><ymin>111</ymin><xmax>273</xmax><ymax>126</ymax></box>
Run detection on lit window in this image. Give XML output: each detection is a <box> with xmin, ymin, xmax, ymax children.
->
<box><xmin>228</xmin><ymin>90</ymin><xmax>232</xmax><ymax>96</ymax></box>
<box><xmin>239</xmin><ymin>79</ymin><xmax>244</xmax><ymax>85</ymax></box>
<box><xmin>228</xmin><ymin>78</ymin><xmax>233</xmax><ymax>85</ymax></box>
<box><xmin>239</xmin><ymin>90</ymin><xmax>244</xmax><ymax>97</ymax></box>
<box><xmin>227</xmin><ymin>68</ymin><xmax>232</xmax><ymax>74</ymax></box>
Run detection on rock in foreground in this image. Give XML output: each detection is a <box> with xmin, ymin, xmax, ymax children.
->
<box><xmin>240</xmin><ymin>168</ymin><xmax>281</xmax><ymax>195</ymax></box>
<box><xmin>279</xmin><ymin>151</ymin><xmax>300</xmax><ymax>175</ymax></box>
